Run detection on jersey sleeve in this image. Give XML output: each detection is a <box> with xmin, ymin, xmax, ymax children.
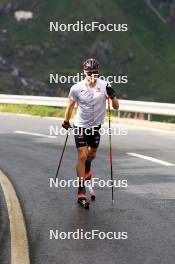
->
<box><xmin>68</xmin><ymin>85</ymin><xmax>78</xmax><ymax>102</ymax></box>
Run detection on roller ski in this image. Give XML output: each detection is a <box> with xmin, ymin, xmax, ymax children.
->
<box><xmin>77</xmin><ymin>183</ymin><xmax>90</xmax><ymax>209</ymax></box>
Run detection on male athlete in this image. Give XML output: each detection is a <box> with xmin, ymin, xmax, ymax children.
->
<box><xmin>62</xmin><ymin>58</ymin><xmax>119</xmax><ymax>204</ymax></box>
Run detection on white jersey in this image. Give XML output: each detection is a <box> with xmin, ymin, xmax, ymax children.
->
<box><xmin>68</xmin><ymin>78</ymin><xmax>108</xmax><ymax>128</ymax></box>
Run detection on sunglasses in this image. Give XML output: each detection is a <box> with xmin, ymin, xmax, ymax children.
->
<box><xmin>86</xmin><ymin>71</ymin><xmax>99</xmax><ymax>76</ymax></box>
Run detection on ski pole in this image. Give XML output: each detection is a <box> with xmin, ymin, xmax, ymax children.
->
<box><xmin>107</xmin><ymin>96</ymin><xmax>114</xmax><ymax>205</ymax></box>
<box><xmin>55</xmin><ymin>131</ymin><xmax>69</xmax><ymax>180</ymax></box>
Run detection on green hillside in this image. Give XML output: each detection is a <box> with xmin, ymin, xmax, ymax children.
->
<box><xmin>0</xmin><ymin>0</ymin><xmax>175</xmax><ymax>102</ymax></box>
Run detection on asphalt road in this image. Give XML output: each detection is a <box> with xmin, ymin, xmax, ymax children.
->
<box><xmin>0</xmin><ymin>113</ymin><xmax>175</xmax><ymax>264</ymax></box>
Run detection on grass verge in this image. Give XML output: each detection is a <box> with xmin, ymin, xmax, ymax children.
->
<box><xmin>0</xmin><ymin>104</ymin><xmax>174</xmax><ymax>124</ymax></box>
<box><xmin>0</xmin><ymin>104</ymin><xmax>69</xmax><ymax>117</ymax></box>
<box><xmin>0</xmin><ymin>104</ymin><xmax>118</xmax><ymax>118</ymax></box>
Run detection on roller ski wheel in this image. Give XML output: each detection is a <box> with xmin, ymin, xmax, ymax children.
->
<box><xmin>90</xmin><ymin>193</ymin><xmax>96</xmax><ymax>201</ymax></box>
<box><xmin>77</xmin><ymin>198</ymin><xmax>90</xmax><ymax>209</ymax></box>
<box><xmin>77</xmin><ymin>185</ymin><xmax>90</xmax><ymax>209</ymax></box>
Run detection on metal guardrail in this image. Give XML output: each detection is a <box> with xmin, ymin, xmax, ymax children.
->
<box><xmin>0</xmin><ymin>94</ymin><xmax>175</xmax><ymax>118</ymax></box>
<box><xmin>119</xmin><ymin>100</ymin><xmax>175</xmax><ymax>116</ymax></box>
<box><xmin>0</xmin><ymin>94</ymin><xmax>67</xmax><ymax>107</ymax></box>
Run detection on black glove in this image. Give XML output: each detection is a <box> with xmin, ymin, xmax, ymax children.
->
<box><xmin>62</xmin><ymin>120</ymin><xmax>71</xmax><ymax>130</ymax></box>
<box><xmin>106</xmin><ymin>84</ymin><xmax>116</xmax><ymax>99</ymax></box>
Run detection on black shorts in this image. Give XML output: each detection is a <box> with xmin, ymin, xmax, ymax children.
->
<box><xmin>73</xmin><ymin>125</ymin><xmax>101</xmax><ymax>149</ymax></box>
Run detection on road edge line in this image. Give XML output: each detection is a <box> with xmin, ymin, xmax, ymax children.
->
<box><xmin>0</xmin><ymin>170</ymin><xmax>30</xmax><ymax>264</ymax></box>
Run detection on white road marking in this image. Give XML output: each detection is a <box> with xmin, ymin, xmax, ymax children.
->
<box><xmin>127</xmin><ymin>152</ymin><xmax>174</xmax><ymax>167</ymax></box>
<box><xmin>14</xmin><ymin>130</ymin><xmax>57</xmax><ymax>139</ymax></box>
<box><xmin>0</xmin><ymin>170</ymin><xmax>30</xmax><ymax>264</ymax></box>
<box><xmin>112</xmin><ymin>123</ymin><xmax>175</xmax><ymax>135</ymax></box>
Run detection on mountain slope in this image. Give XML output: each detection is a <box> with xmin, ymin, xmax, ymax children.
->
<box><xmin>0</xmin><ymin>0</ymin><xmax>175</xmax><ymax>102</ymax></box>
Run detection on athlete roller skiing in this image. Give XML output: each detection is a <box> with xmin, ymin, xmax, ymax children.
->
<box><xmin>62</xmin><ymin>58</ymin><xmax>119</xmax><ymax>209</ymax></box>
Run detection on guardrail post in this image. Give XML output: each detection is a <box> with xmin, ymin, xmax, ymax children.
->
<box><xmin>148</xmin><ymin>113</ymin><xmax>151</xmax><ymax>121</ymax></box>
<box><xmin>118</xmin><ymin>111</ymin><xmax>121</xmax><ymax>118</ymax></box>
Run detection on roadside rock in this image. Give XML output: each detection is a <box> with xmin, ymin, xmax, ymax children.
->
<box><xmin>14</xmin><ymin>10</ymin><xmax>33</xmax><ymax>22</ymax></box>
